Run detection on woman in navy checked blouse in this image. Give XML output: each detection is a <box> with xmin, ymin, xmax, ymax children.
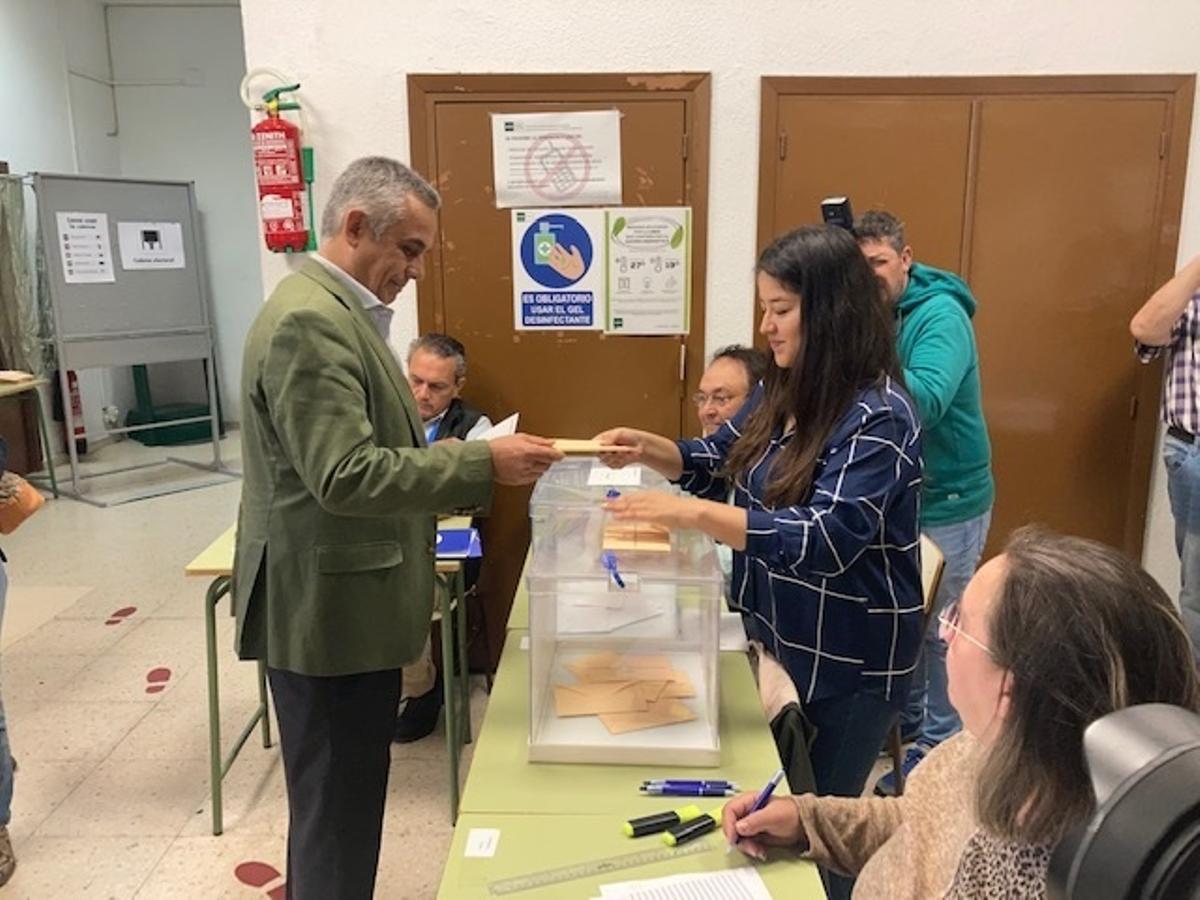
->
<box><xmin>597</xmin><ymin>225</ymin><xmax>924</xmax><ymax>806</ymax></box>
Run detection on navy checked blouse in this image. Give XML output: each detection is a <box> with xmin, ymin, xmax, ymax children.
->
<box><xmin>677</xmin><ymin>377</ymin><xmax>924</xmax><ymax>705</ymax></box>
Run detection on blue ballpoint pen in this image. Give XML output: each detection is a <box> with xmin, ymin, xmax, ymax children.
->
<box><xmin>641</xmin><ymin>780</ymin><xmax>737</xmax><ymax>789</ymax></box>
<box><xmin>730</xmin><ymin>767</ymin><xmax>786</xmax><ymax>849</ymax></box>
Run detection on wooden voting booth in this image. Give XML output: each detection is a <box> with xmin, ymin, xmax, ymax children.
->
<box><xmin>34</xmin><ymin>173</ymin><xmax>236</xmax><ymax>505</ymax></box>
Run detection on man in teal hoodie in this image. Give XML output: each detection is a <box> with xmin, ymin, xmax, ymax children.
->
<box><xmin>855</xmin><ymin>210</ymin><xmax>994</xmax><ymax>795</ymax></box>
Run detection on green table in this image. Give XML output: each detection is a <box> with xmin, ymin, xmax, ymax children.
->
<box><xmin>185</xmin><ymin>521</ymin><xmax>474</xmax><ymax>833</ymax></box>
<box><xmin>506</xmin><ymin>553</ymin><xmax>530</xmax><ymax>631</ymax></box>
<box><xmin>459</xmin><ymin>630</ymin><xmax>791</xmax><ymax>818</ymax></box>
<box><xmin>438</xmin><ymin>811</ymin><xmax>823</xmax><ymax>898</ymax></box>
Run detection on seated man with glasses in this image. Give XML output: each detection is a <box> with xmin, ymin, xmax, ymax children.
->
<box><xmin>694</xmin><ymin>344</ymin><xmax>768</xmax><ymax>438</ymax></box>
<box><xmin>693</xmin><ymin>345</ymin><xmax>769</xmax><ymax>595</ymax></box>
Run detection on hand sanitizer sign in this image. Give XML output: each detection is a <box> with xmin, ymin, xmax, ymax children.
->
<box><xmin>512</xmin><ymin>209</ymin><xmax>605</xmax><ymax>330</ymax></box>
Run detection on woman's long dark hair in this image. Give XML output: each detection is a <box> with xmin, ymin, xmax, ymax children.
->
<box><xmin>725</xmin><ymin>225</ymin><xmax>900</xmax><ymax>507</ymax></box>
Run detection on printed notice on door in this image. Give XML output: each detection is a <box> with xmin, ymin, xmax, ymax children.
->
<box><xmin>605</xmin><ymin>207</ymin><xmax>691</xmax><ymax>335</ymax></box>
<box><xmin>55</xmin><ymin>212</ymin><xmax>115</xmax><ymax>285</ymax></box>
<box><xmin>511</xmin><ymin>208</ymin><xmax>606</xmax><ymax>330</ymax></box>
<box><xmin>117</xmin><ymin>221</ymin><xmax>186</xmax><ymax>270</ymax></box>
<box><xmin>491</xmin><ymin>111</ymin><xmax>622</xmax><ymax>208</ymax></box>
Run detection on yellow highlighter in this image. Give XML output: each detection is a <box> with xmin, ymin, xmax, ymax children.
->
<box><xmin>662</xmin><ymin>804</ymin><xmax>725</xmax><ymax>846</ymax></box>
<box><xmin>623</xmin><ymin>804</ymin><xmax>703</xmax><ymax>838</ymax></box>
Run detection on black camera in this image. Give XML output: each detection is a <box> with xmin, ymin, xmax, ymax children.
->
<box><xmin>820</xmin><ymin>196</ymin><xmax>855</xmax><ymax>232</ymax></box>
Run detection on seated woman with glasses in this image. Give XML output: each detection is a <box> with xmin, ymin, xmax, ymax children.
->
<box><xmin>595</xmin><ymin>225</ymin><xmax>924</xmax><ymax>824</ymax></box>
<box><xmin>721</xmin><ymin>526</ymin><xmax>1200</xmax><ymax>899</ymax></box>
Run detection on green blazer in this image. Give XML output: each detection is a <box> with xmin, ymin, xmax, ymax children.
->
<box><xmin>232</xmin><ymin>259</ymin><xmax>494</xmax><ymax>676</ymax></box>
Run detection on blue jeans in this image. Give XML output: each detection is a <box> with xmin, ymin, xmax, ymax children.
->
<box><xmin>0</xmin><ymin>561</ymin><xmax>11</xmax><ymax>826</ymax></box>
<box><xmin>804</xmin><ymin>690</ymin><xmax>900</xmax><ymax>900</ymax></box>
<box><xmin>1164</xmin><ymin>435</ymin><xmax>1200</xmax><ymax>664</ymax></box>
<box><xmin>900</xmin><ymin>510</ymin><xmax>992</xmax><ymax>750</ymax></box>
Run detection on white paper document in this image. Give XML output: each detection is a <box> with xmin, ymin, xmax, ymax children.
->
<box><xmin>463</xmin><ymin>828</ymin><xmax>501</xmax><ymax>858</ymax></box>
<box><xmin>491</xmin><ymin>110</ymin><xmax>622</xmax><ymax>208</ymax></box>
<box><xmin>117</xmin><ymin>221</ymin><xmax>186</xmax><ymax>270</ymax></box>
<box><xmin>55</xmin><ymin>211</ymin><xmax>115</xmax><ymax>284</ymax></box>
<box><xmin>598</xmin><ymin>865</ymin><xmax>772</xmax><ymax>899</ymax></box>
<box><xmin>557</xmin><ymin>581</ymin><xmax>676</xmax><ymax>636</ymax></box>
<box><xmin>477</xmin><ymin>413</ymin><xmax>519</xmax><ymax>441</ymax></box>
<box><xmin>586</xmin><ymin>464</ymin><xmax>643</xmax><ymax>488</ymax></box>
<box><xmin>720</xmin><ymin>611</ymin><xmax>750</xmax><ymax>652</ymax></box>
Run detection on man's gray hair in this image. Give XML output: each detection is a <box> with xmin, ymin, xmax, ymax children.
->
<box><xmin>853</xmin><ymin>209</ymin><xmax>906</xmax><ymax>254</ymax></box>
<box><xmin>408</xmin><ymin>332</ymin><xmax>467</xmax><ymax>381</ymax></box>
<box><xmin>320</xmin><ymin>156</ymin><xmax>441</xmax><ymax>240</ymax></box>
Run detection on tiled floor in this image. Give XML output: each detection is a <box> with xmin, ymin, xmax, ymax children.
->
<box><xmin>1</xmin><ymin>434</ymin><xmax>487</xmax><ymax>898</ymax></box>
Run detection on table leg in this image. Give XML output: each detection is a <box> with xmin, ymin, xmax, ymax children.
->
<box><xmin>454</xmin><ymin>567</ymin><xmax>471</xmax><ymax>744</ymax></box>
<box><xmin>257</xmin><ymin>659</ymin><xmax>272</xmax><ymax>748</ymax></box>
<box><xmin>205</xmin><ymin>576</ymin><xmax>229</xmax><ymax>836</ymax></box>
<box><xmin>440</xmin><ymin>577</ymin><xmax>459</xmax><ymax>823</ymax></box>
<box><xmin>31</xmin><ymin>388</ymin><xmax>58</xmax><ymax>499</ymax></box>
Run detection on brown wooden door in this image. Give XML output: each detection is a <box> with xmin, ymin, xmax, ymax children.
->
<box><xmin>765</xmin><ymin>95</ymin><xmax>972</xmax><ymax>272</ymax></box>
<box><xmin>410</xmin><ymin>75</ymin><xmax>711</xmax><ymax>668</ymax></box>
<box><xmin>758</xmin><ymin>77</ymin><xmax>1193</xmax><ymax>560</ymax></box>
<box><xmin>969</xmin><ymin>95</ymin><xmax>1170</xmax><ymax>553</ymax></box>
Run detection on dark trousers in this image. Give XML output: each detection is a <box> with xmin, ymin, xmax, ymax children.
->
<box><xmin>268</xmin><ymin>667</ymin><xmax>402</xmax><ymax>900</ymax></box>
<box><xmin>804</xmin><ymin>690</ymin><xmax>900</xmax><ymax>900</ymax></box>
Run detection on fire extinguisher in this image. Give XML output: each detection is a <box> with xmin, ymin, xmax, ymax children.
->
<box><xmin>51</xmin><ymin>369</ymin><xmax>88</xmax><ymax>456</ymax></box>
<box><xmin>250</xmin><ymin>83</ymin><xmax>315</xmax><ymax>254</ymax></box>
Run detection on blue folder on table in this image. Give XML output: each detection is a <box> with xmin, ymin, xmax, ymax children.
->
<box><xmin>435</xmin><ymin>527</ymin><xmax>483</xmax><ymax>559</ymax></box>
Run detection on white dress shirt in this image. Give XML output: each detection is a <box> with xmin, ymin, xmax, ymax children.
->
<box><xmin>311</xmin><ymin>254</ymin><xmax>395</xmax><ymax>346</ymax></box>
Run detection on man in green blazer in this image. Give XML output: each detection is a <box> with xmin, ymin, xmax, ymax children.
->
<box><xmin>233</xmin><ymin>156</ymin><xmax>560</xmax><ymax>900</ymax></box>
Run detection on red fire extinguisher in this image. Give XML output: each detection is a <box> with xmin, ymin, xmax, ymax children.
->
<box><xmin>51</xmin><ymin>369</ymin><xmax>87</xmax><ymax>456</ymax></box>
<box><xmin>251</xmin><ymin>84</ymin><xmax>312</xmax><ymax>253</ymax></box>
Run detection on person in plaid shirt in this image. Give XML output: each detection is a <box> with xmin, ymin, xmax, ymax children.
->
<box><xmin>596</xmin><ymin>225</ymin><xmax>923</xmax><ymax>806</ymax></box>
<box><xmin>1131</xmin><ymin>252</ymin><xmax>1200</xmax><ymax>661</ymax></box>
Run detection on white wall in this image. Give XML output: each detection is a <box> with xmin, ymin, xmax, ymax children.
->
<box><xmin>108</xmin><ymin>4</ymin><xmax>261</xmax><ymax>421</ymax></box>
<box><xmin>239</xmin><ymin>0</ymin><xmax>1200</xmax><ymax>592</ymax></box>
<box><xmin>1</xmin><ymin>0</ymin><xmax>258</xmax><ymax>441</ymax></box>
<box><xmin>0</xmin><ymin>0</ymin><xmax>121</xmax><ymax>444</ymax></box>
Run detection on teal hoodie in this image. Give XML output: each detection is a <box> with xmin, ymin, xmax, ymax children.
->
<box><xmin>896</xmin><ymin>263</ymin><xmax>994</xmax><ymax>526</ymax></box>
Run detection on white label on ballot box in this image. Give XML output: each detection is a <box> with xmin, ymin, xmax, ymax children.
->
<box><xmin>465</xmin><ymin>828</ymin><xmax>501</xmax><ymax>858</ymax></box>
<box><xmin>587</xmin><ymin>464</ymin><xmax>642</xmax><ymax>487</ymax></box>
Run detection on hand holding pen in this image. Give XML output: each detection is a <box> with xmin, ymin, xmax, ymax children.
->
<box><xmin>721</xmin><ymin>769</ymin><xmax>796</xmax><ymax>861</ymax></box>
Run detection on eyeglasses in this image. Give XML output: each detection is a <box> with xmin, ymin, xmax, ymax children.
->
<box><xmin>937</xmin><ymin>604</ymin><xmax>993</xmax><ymax>656</ymax></box>
<box><xmin>692</xmin><ymin>391</ymin><xmax>743</xmax><ymax>409</ymax></box>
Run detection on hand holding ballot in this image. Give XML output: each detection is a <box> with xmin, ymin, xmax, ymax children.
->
<box><xmin>592</xmin><ymin>427</ymin><xmax>685</xmax><ymax>479</ymax></box>
<box><xmin>488</xmin><ymin>434</ymin><xmax>564</xmax><ymax>485</ymax></box>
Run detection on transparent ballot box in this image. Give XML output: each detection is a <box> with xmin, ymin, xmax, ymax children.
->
<box><xmin>527</xmin><ymin>459</ymin><xmax>722</xmax><ymax>766</ymax></box>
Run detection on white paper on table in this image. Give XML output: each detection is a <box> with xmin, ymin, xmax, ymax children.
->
<box><xmin>599</xmin><ymin>866</ymin><xmax>772</xmax><ymax>899</ymax></box>
<box><xmin>720</xmin><ymin>611</ymin><xmax>749</xmax><ymax>652</ymax></box>
<box><xmin>586</xmin><ymin>464</ymin><xmax>643</xmax><ymax>488</ymax></box>
<box><xmin>464</xmin><ymin>828</ymin><xmax>501</xmax><ymax>858</ymax></box>
<box><xmin>477</xmin><ymin>413</ymin><xmax>519</xmax><ymax>441</ymax></box>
